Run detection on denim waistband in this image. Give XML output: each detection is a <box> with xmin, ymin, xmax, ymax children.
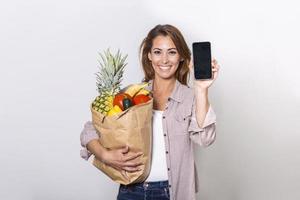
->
<box><xmin>121</xmin><ymin>180</ymin><xmax>169</xmax><ymax>189</ymax></box>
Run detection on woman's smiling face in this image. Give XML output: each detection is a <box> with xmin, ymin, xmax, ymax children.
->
<box><xmin>148</xmin><ymin>35</ymin><xmax>182</xmax><ymax>80</ymax></box>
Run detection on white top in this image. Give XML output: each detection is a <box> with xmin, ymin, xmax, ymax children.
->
<box><xmin>145</xmin><ymin>109</ymin><xmax>169</xmax><ymax>182</ymax></box>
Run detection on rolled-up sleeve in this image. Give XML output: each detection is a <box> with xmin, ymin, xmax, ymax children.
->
<box><xmin>188</xmin><ymin>105</ymin><xmax>217</xmax><ymax>147</ymax></box>
<box><xmin>80</xmin><ymin>121</ymin><xmax>99</xmax><ymax>160</ymax></box>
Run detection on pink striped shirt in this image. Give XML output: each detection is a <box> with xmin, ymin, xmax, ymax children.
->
<box><xmin>80</xmin><ymin>80</ymin><xmax>217</xmax><ymax>200</ymax></box>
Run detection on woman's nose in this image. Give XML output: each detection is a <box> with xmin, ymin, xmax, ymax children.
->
<box><xmin>162</xmin><ymin>53</ymin><xmax>169</xmax><ymax>64</ymax></box>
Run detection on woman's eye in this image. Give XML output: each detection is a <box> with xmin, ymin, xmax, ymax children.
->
<box><xmin>169</xmin><ymin>51</ymin><xmax>177</xmax><ymax>55</ymax></box>
<box><xmin>153</xmin><ymin>51</ymin><xmax>161</xmax><ymax>55</ymax></box>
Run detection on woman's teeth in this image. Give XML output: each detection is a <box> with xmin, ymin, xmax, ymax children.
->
<box><xmin>159</xmin><ymin>66</ymin><xmax>171</xmax><ymax>71</ymax></box>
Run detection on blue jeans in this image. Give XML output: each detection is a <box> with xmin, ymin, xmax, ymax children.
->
<box><xmin>117</xmin><ymin>180</ymin><xmax>170</xmax><ymax>200</ymax></box>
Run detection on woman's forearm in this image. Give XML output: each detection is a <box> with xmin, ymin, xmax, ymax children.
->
<box><xmin>194</xmin><ymin>87</ymin><xmax>210</xmax><ymax>128</ymax></box>
<box><xmin>87</xmin><ymin>139</ymin><xmax>107</xmax><ymax>162</ymax></box>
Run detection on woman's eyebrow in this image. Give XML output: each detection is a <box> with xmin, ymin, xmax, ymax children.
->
<box><xmin>152</xmin><ymin>48</ymin><xmax>177</xmax><ymax>51</ymax></box>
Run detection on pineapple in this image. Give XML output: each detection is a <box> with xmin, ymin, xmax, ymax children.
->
<box><xmin>92</xmin><ymin>49</ymin><xmax>127</xmax><ymax>115</ymax></box>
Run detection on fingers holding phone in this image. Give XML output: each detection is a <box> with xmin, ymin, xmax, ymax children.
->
<box><xmin>211</xmin><ymin>58</ymin><xmax>220</xmax><ymax>80</ymax></box>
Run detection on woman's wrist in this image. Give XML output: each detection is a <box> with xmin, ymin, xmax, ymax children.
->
<box><xmin>194</xmin><ymin>85</ymin><xmax>208</xmax><ymax>96</ymax></box>
<box><xmin>87</xmin><ymin>139</ymin><xmax>107</xmax><ymax>162</ymax></box>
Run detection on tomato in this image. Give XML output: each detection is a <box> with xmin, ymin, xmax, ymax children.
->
<box><xmin>133</xmin><ymin>94</ymin><xmax>151</xmax><ymax>105</ymax></box>
<box><xmin>113</xmin><ymin>93</ymin><xmax>132</xmax><ymax>110</ymax></box>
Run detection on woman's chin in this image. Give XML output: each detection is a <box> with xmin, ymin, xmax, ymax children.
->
<box><xmin>155</xmin><ymin>73</ymin><xmax>176</xmax><ymax>80</ymax></box>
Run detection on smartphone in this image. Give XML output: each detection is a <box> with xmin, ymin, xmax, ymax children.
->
<box><xmin>192</xmin><ymin>42</ymin><xmax>212</xmax><ymax>79</ymax></box>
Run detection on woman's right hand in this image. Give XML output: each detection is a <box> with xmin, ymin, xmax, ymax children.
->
<box><xmin>87</xmin><ymin>139</ymin><xmax>143</xmax><ymax>173</ymax></box>
<box><xmin>102</xmin><ymin>146</ymin><xmax>144</xmax><ymax>173</ymax></box>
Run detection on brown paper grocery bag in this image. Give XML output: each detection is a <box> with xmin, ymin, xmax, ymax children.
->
<box><xmin>91</xmin><ymin>98</ymin><xmax>153</xmax><ymax>185</ymax></box>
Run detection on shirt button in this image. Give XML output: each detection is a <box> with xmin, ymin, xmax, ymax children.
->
<box><xmin>169</xmin><ymin>185</ymin><xmax>172</xmax><ymax>188</ymax></box>
<box><xmin>168</xmin><ymin>97</ymin><xmax>171</xmax><ymax>101</ymax></box>
<box><xmin>166</xmin><ymin>151</ymin><xmax>168</xmax><ymax>154</ymax></box>
<box><xmin>163</xmin><ymin>116</ymin><xmax>166</xmax><ymax>119</ymax></box>
<box><xmin>164</xmin><ymin>133</ymin><xmax>167</xmax><ymax>136</ymax></box>
<box><xmin>168</xmin><ymin>168</ymin><xmax>170</xmax><ymax>171</ymax></box>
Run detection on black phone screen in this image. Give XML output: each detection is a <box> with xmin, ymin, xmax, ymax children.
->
<box><xmin>192</xmin><ymin>42</ymin><xmax>212</xmax><ymax>79</ymax></box>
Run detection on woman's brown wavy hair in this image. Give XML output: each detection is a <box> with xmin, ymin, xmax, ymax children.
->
<box><xmin>139</xmin><ymin>24</ymin><xmax>191</xmax><ymax>85</ymax></box>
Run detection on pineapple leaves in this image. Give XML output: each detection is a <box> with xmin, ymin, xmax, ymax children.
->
<box><xmin>95</xmin><ymin>49</ymin><xmax>127</xmax><ymax>96</ymax></box>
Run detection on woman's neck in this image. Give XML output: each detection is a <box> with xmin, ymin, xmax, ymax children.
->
<box><xmin>152</xmin><ymin>77</ymin><xmax>176</xmax><ymax>95</ymax></box>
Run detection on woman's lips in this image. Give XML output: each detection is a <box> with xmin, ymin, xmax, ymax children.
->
<box><xmin>158</xmin><ymin>65</ymin><xmax>172</xmax><ymax>71</ymax></box>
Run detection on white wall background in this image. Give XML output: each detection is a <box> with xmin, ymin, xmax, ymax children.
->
<box><xmin>1</xmin><ymin>0</ymin><xmax>299</xmax><ymax>199</ymax></box>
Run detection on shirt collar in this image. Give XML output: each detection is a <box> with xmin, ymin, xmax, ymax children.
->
<box><xmin>146</xmin><ymin>79</ymin><xmax>183</xmax><ymax>103</ymax></box>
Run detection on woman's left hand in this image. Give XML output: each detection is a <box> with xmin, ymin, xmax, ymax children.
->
<box><xmin>188</xmin><ymin>58</ymin><xmax>220</xmax><ymax>90</ymax></box>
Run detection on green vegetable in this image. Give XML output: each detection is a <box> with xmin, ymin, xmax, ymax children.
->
<box><xmin>122</xmin><ymin>98</ymin><xmax>133</xmax><ymax>110</ymax></box>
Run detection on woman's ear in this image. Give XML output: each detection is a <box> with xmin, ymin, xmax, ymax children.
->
<box><xmin>148</xmin><ymin>52</ymin><xmax>152</xmax><ymax>62</ymax></box>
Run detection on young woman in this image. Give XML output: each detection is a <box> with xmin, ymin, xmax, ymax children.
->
<box><xmin>80</xmin><ymin>24</ymin><xmax>219</xmax><ymax>200</ymax></box>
